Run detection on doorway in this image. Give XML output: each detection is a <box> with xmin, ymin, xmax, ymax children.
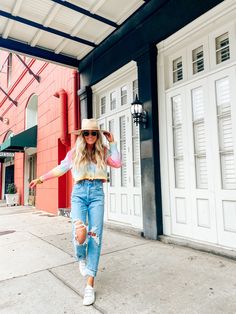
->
<box><xmin>4</xmin><ymin>165</ymin><xmax>14</xmax><ymax>195</ymax></box>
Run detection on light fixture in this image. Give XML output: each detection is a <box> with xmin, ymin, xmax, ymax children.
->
<box><xmin>0</xmin><ymin>117</ymin><xmax>9</xmax><ymax>125</ymax></box>
<box><xmin>130</xmin><ymin>95</ymin><xmax>148</xmax><ymax>128</ymax></box>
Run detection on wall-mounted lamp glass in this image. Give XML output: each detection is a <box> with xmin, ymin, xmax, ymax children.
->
<box><xmin>130</xmin><ymin>95</ymin><xmax>148</xmax><ymax>128</ymax></box>
<box><xmin>0</xmin><ymin>117</ymin><xmax>9</xmax><ymax>125</ymax></box>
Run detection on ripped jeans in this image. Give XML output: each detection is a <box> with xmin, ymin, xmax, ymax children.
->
<box><xmin>70</xmin><ymin>179</ymin><xmax>104</xmax><ymax>277</ymax></box>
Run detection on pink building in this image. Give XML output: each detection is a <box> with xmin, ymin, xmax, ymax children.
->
<box><xmin>0</xmin><ymin>51</ymin><xmax>80</xmax><ymax>214</ymax></box>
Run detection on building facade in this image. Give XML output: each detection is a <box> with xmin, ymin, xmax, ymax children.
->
<box><xmin>0</xmin><ymin>51</ymin><xmax>79</xmax><ymax>213</ymax></box>
<box><xmin>1</xmin><ymin>0</ymin><xmax>235</xmax><ymax>253</ymax></box>
<box><xmin>77</xmin><ymin>0</ymin><xmax>236</xmax><ymax>250</ymax></box>
<box><xmin>158</xmin><ymin>1</ymin><xmax>236</xmax><ymax>249</ymax></box>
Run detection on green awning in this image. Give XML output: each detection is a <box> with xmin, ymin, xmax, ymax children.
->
<box><xmin>0</xmin><ymin>125</ymin><xmax>37</xmax><ymax>152</ymax></box>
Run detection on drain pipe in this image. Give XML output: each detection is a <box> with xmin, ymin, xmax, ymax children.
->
<box><xmin>53</xmin><ymin>89</ymin><xmax>70</xmax><ymax>146</ymax></box>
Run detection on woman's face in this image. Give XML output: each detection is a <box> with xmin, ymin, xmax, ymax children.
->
<box><xmin>82</xmin><ymin>130</ymin><xmax>98</xmax><ymax>146</ymax></box>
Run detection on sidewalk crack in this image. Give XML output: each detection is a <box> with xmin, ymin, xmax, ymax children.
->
<box><xmin>101</xmin><ymin>241</ymin><xmax>152</xmax><ymax>256</ymax></box>
<box><xmin>28</xmin><ymin>231</ymin><xmax>74</xmax><ymax>258</ymax></box>
<box><xmin>48</xmin><ymin>269</ymin><xmax>107</xmax><ymax>314</ymax></box>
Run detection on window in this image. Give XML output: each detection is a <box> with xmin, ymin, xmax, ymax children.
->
<box><xmin>216</xmin><ymin>77</ymin><xmax>236</xmax><ymax>189</ymax></box>
<box><xmin>7</xmin><ymin>53</ymin><xmax>12</xmax><ymax>88</ymax></box>
<box><xmin>132</xmin><ymin>79</ymin><xmax>138</xmax><ymax>101</ymax></box>
<box><xmin>216</xmin><ymin>33</ymin><xmax>230</xmax><ymax>64</ymax></box>
<box><xmin>173</xmin><ymin>57</ymin><xmax>183</xmax><ymax>83</ymax></box>
<box><xmin>121</xmin><ymin>85</ymin><xmax>127</xmax><ymax>106</ymax></box>
<box><xmin>191</xmin><ymin>87</ymin><xmax>208</xmax><ymax>189</ymax></box>
<box><xmin>192</xmin><ymin>46</ymin><xmax>204</xmax><ymax>74</ymax></box>
<box><xmin>120</xmin><ymin>115</ymin><xmax>127</xmax><ymax>187</ymax></box>
<box><xmin>172</xmin><ymin>95</ymin><xmax>184</xmax><ymax>188</ymax></box>
<box><xmin>110</xmin><ymin>91</ymin><xmax>116</xmax><ymax>110</ymax></box>
<box><xmin>100</xmin><ymin>96</ymin><xmax>106</xmax><ymax>115</ymax></box>
<box><xmin>109</xmin><ymin>119</ymin><xmax>115</xmax><ymax>186</ymax></box>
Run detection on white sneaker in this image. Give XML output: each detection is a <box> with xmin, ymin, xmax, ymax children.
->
<box><xmin>79</xmin><ymin>260</ymin><xmax>87</xmax><ymax>277</ymax></box>
<box><xmin>83</xmin><ymin>285</ymin><xmax>95</xmax><ymax>306</ymax></box>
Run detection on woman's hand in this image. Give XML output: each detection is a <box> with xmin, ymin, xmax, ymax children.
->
<box><xmin>29</xmin><ymin>178</ymin><xmax>43</xmax><ymax>189</ymax></box>
<box><xmin>102</xmin><ymin>131</ymin><xmax>114</xmax><ymax>143</ymax></box>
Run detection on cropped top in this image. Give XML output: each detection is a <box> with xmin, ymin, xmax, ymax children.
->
<box><xmin>39</xmin><ymin>142</ymin><xmax>121</xmax><ymax>183</ymax></box>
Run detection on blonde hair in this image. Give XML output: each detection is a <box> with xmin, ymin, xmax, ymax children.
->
<box><xmin>73</xmin><ymin>131</ymin><xmax>106</xmax><ymax>170</ymax></box>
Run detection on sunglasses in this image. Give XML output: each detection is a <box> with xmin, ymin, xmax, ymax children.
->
<box><xmin>82</xmin><ymin>131</ymin><xmax>98</xmax><ymax>137</ymax></box>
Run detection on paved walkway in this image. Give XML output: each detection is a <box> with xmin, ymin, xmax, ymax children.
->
<box><xmin>0</xmin><ymin>205</ymin><xmax>236</xmax><ymax>314</ymax></box>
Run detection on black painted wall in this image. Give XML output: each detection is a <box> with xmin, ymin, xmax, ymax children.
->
<box><xmin>79</xmin><ymin>0</ymin><xmax>223</xmax><ymax>86</ymax></box>
<box><xmin>134</xmin><ymin>45</ymin><xmax>163</xmax><ymax>238</ymax></box>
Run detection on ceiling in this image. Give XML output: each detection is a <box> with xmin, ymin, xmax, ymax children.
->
<box><xmin>0</xmin><ymin>0</ymin><xmax>147</xmax><ymax>68</ymax></box>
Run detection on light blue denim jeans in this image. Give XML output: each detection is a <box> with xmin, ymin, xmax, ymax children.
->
<box><xmin>70</xmin><ymin>179</ymin><xmax>104</xmax><ymax>277</ymax></box>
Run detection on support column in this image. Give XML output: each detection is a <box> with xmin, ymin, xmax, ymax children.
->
<box><xmin>134</xmin><ymin>45</ymin><xmax>163</xmax><ymax>239</ymax></box>
<box><xmin>78</xmin><ymin>86</ymin><xmax>92</xmax><ymax>119</ymax></box>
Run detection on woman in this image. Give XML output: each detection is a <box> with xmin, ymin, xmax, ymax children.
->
<box><xmin>29</xmin><ymin>118</ymin><xmax>121</xmax><ymax>306</ymax></box>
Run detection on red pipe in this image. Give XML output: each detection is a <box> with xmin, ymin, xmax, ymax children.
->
<box><xmin>53</xmin><ymin>89</ymin><xmax>70</xmax><ymax>147</ymax></box>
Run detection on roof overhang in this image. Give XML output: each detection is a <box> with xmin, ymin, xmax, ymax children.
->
<box><xmin>0</xmin><ymin>0</ymin><xmax>148</xmax><ymax>68</ymax></box>
<box><xmin>0</xmin><ymin>125</ymin><xmax>37</xmax><ymax>152</ymax></box>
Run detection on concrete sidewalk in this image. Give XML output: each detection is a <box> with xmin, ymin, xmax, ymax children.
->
<box><xmin>0</xmin><ymin>205</ymin><xmax>236</xmax><ymax>314</ymax></box>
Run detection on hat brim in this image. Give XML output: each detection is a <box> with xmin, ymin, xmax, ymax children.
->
<box><xmin>71</xmin><ymin>129</ymin><xmax>106</xmax><ymax>135</ymax></box>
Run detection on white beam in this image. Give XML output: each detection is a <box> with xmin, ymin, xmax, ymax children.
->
<box><xmin>55</xmin><ymin>0</ymin><xmax>106</xmax><ymax>56</ymax></box>
<box><xmin>2</xmin><ymin>0</ymin><xmax>23</xmax><ymax>39</ymax></box>
<box><xmin>30</xmin><ymin>4</ymin><xmax>61</xmax><ymax>47</ymax></box>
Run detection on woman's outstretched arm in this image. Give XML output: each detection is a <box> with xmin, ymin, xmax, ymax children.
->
<box><xmin>29</xmin><ymin>148</ymin><xmax>75</xmax><ymax>188</ymax></box>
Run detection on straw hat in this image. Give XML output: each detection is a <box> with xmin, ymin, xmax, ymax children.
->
<box><xmin>72</xmin><ymin>118</ymin><xmax>102</xmax><ymax>134</ymax></box>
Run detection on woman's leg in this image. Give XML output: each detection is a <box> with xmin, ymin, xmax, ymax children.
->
<box><xmin>86</xmin><ymin>185</ymin><xmax>105</xmax><ymax>279</ymax></box>
<box><xmin>70</xmin><ymin>184</ymin><xmax>88</xmax><ymax>261</ymax></box>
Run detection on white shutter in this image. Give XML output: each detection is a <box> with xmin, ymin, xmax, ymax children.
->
<box><xmin>216</xmin><ymin>78</ymin><xmax>231</xmax><ymax>114</ymax></box>
<box><xmin>173</xmin><ymin>127</ymin><xmax>183</xmax><ymax>156</ymax></box>
<box><xmin>100</xmin><ymin>97</ymin><xmax>106</xmax><ymax>116</ymax></box>
<box><xmin>215</xmin><ymin>33</ymin><xmax>230</xmax><ymax>64</ymax></box>
<box><xmin>192</xmin><ymin>46</ymin><xmax>204</xmax><ymax>74</ymax></box>
<box><xmin>194</xmin><ymin>123</ymin><xmax>206</xmax><ymax>153</ymax></box>
<box><xmin>172</xmin><ymin>95</ymin><xmax>185</xmax><ymax>188</ymax></box>
<box><xmin>216</xmin><ymin>77</ymin><xmax>236</xmax><ymax>189</ymax></box>
<box><xmin>192</xmin><ymin>87</ymin><xmax>204</xmax><ymax>120</ymax></box>
<box><xmin>192</xmin><ymin>87</ymin><xmax>208</xmax><ymax>189</ymax></box>
<box><xmin>172</xmin><ymin>95</ymin><xmax>182</xmax><ymax>124</ymax></box>
<box><xmin>110</xmin><ymin>91</ymin><xmax>117</xmax><ymax>110</ymax></box>
<box><xmin>173</xmin><ymin>57</ymin><xmax>183</xmax><ymax>83</ymax></box>
<box><xmin>221</xmin><ymin>154</ymin><xmax>236</xmax><ymax>189</ymax></box>
<box><xmin>196</xmin><ymin>157</ymin><xmax>208</xmax><ymax>188</ymax></box>
<box><xmin>108</xmin><ymin>120</ymin><xmax>115</xmax><ymax>186</ymax></box>
<box><xmin>219</xmin><ymin>117</ymin><xmax>233</xmax><ymax>150</ymax></box>
<box><xmin>132</xmin><ymin>121</ymin><xmax>141</xmax><ymax>187</ymax></box>
<box><xmin>99</xmin><ymin>122</ymin><xmax>105</xmax><ymax>144</ymax></box>
<box><xmin>120</xmin><ymin>115</ymin><xmax>127</xmax><ymax>187</ymax></box>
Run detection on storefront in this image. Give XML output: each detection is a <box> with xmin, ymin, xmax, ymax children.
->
<box><xmin>93</xmin><ymin>62</ymin><xmax>143</xmax><ymax>229</ymax></box>
<box><xmin>158</xmin><ymin>0</ymin><xmax>236</xmax><ymax>249</ymax></box>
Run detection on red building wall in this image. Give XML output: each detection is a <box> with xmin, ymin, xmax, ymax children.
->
<box><xmin>0</xmin><ymin>51</ymin><xmax>79</xmax><ymax>214</ymax></box>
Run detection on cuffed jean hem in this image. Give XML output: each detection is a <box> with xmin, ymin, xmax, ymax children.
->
<box><xmin>85</xmin><ymin>267</ymin><xmax>96</xmax><ymax>277</ymax></box>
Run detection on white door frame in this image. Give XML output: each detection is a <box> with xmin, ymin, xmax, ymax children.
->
<box><xmin>24</xmin><ymin>148</ymin><xmax>37</xmax><ymax>205</ymax></box>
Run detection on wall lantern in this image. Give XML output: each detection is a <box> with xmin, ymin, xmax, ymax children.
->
<box><xmin>130</xmin><ymin>94</ymin><xmax>148</xmax><ymax>128</ymax></box>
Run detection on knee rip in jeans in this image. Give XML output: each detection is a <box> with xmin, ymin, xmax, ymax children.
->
<box><xmin>74</xmin><ymin>220</ymin><xmax>87</xmax><ymax>245</ymax></box>
<box><xmin>88</xmin><ymin>226</ymin><xmax>100</xmax><ymax>246</ymax></box>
